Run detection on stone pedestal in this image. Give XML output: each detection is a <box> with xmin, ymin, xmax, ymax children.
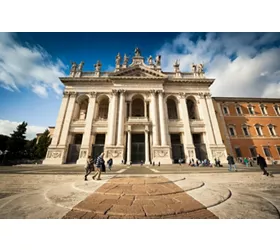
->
<box><xmin>185</xmin><ymin>145</ymin><xmax>196</xmax><ymax>162</ymax></box>
<box><xmin>209</xmin><ymin>145</ymin><xmax>227</xmax><ymax>164</ymax></box>
<box><xmin>151</xmin><ymin>146</ymin><xmax>172</xmax><ymax>164</ymax></box>
<box><xmin>76</xmin><ymin>148</ymin><xmax>90</xmax><ymax>165</ymax></box>
<box><xmin>42</xmin><ymin>146</ymin><xmax>67</xmax><ymax>165</ymax></box>
<box><xmin>104</xmin><ymin>146</ymin><xmax>125</xmax><ymax>164</ymax></box>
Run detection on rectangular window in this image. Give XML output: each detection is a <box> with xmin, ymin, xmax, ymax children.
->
<box><xmin>277</xmin><ymin>146</ymin><xmax>280</xmax><ymax>156</ymax></box>
<box><xmin>269</xmin><ymin>127</ymin><xmax>276</xmax><ymax>136</ymax></box>
<box><xmin>235</xmin><ymin>147</ymin><xmax>242</xmax><ymax>157</ymax></box>
<box><xmin>249</xmin><ymin>147</ymin><xmax>257</xmax><ymax>157</ymax></box>
<box><xmin>242</xmin><ymin>127</ymin><xmax>249</xmax><ymax>136</ymax></box>
<box><xmin>223</xmin><ymin>107</ymin><xmax>228</xmax><ymax>115</ymax></box>
<box><xmin>256</xmin><ymin>127</ymin><xmax>262</xmax><ymax>136</ymax></box>
<box><xmin>236</xmin><ymin>106</ymin><xmax>242</xmax><ymax>115</ymax></box>
<box><xmin>248</xmin><ymin>107</ymin><xmax>254</xmax><ymax>115</ymax></box>
<box><xmin>229</xmin><ymin>127</ymin><xmax>235</xmax><ymax>136</ymax></box>
<box><xmin>260</xmin><ymin>106</ymin><xmax>267</xmax><ymax>115</ymax></box>
<box><xmin>263</xmin><ymin>146</ymin><xmax>271</xmax><ymax>157</ymax></box>
<box><xmin>274</xmin><ymin>105</ymin><xmax>280</xmax><ymax>116</ymax></box>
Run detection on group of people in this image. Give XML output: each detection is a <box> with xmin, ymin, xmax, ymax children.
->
<box><xmin>84</xmin><ymin>152</ymin><xmax>113</xmax><ymax>181</ymax></box>
<box><xmin>227</xmin><ymin>153</ymin><xmax>270</xmax><ymax>176</ymax></box>
<box><xmin>188</xmin><ymin>158</ymin><xmax>212</xmax><ymax>167</ymax></box>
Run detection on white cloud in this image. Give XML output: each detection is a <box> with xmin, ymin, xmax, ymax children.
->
<box><xmin>0</xmin><ymin>119</ymin><xmax>47</xmax><ymax>140</ymax></box>
<box><xmin>0</xmin><ymin>33</ymin><xmax>66</xmax><ymax>98</ymax></box>
<box><xmin>157</xmin><ymin>33</ymin><xmax>280</xmax><ymax>98</ymax></box>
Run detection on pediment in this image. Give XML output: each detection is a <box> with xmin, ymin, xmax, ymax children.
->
<box><xmin>109</xmin><ymin>65</ymin><xmax>167</xmax><ymax>78</ymax></box>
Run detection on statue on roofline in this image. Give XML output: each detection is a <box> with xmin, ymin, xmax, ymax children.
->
<box><xmin>134</xmin><ymin>47</ymin><xmax>141</xmax><ymax>57</ymax></box>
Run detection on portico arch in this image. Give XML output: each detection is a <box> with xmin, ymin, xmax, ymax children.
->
<box><xmin>132</xmin><ymin>94</ymin><xmax>145</xmax><ymax>117</ymax></box>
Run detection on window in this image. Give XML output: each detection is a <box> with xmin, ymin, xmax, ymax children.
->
<box><xmin>235</xmin><ymin>147</ymin><xmax>242</xmax><ymax>157</ymax></box>
<box><xmin>263</xmin><ymin>146</ymin><xmax>271</xmax><ymax>157</ymax></box>
<box><xmin>236</xmin><ymin>106</ymin><xmax>242</xmax><ymax>115</ymax></box>
<box><xmin>223</xmin><ymin>106</ymin><xmax>229</xmax><ymax>115</ymax></box>
<box><xmin>229</xmin><ymin>127</ymin><xmax>235</xmax><ymax>136</ymax></box>
<box><xmin>268</xmin><ymin>124</ymin><xmax>276</xmax><ymax>136</ymax></box>
<box><xmin>260</xmin><ymin>104</ymin><xmax>267</xmax><ymax>115</ymax></box>
<box><xmin>274</xmin><ymin>105</ymin><xmax>280</xmax><ymax>116</ymax></box>
<box><xmin>277</xmin><ymin>146</ymin><xmax>280</xmax><ymax>156</ymax></box>
<box><xmin>249</xmin><ymin>147</ymin><xmax>257</xmax><ymax>157</ymax></box>
<box><xmin>242</xmin><ymin>127</ymin><xmax>249</xmax><ymax>136</ymax></box>
<box><xmin>248</xmin><ymin>105</ymin><xmax>255</xmax><ymax>115</ymax></box>
<box><xmin>255</xmin><ymin>124</ymin><xmax>263</xmax><ymax>136</ymax></box>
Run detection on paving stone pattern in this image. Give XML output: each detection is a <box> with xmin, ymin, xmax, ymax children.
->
<box><xmin>62</xmin><ymin>176</ymin><xmax>217</xmax><ymax>219</ymax></box>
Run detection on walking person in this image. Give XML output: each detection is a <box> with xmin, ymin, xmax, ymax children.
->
<box><xmin>92</xmin><ymin>152</ymin><xmax>105</xmax><ymax>180</ymax></box>
<box><xmin>256</xmin><ymin>154</ymin><xmax>269</xmax><ymax>176</ymax></box>
<box><xmin>244</xmin><ymin>157</ymin><xmax>249</xmax><ymax>167</ymax></box>
<box><xmin>227</xmin><ymin>154</ymin><xmax>237</xmax><ymax>172</ymax></box>
<box><xmin>107</xmin><ymin>158</ymin><xmax>113</xmax><ymax>171</ymax></box>
<box><xmin>84</xmin><ymin>156</ymin><xmax>94</xmax><ymax>181</ymax></box>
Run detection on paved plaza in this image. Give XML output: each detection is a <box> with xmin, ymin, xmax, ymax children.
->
<box><xmin>0</xmin><ymin>164</ymin><xmax>280</xmax><ymax>219</ymax></box>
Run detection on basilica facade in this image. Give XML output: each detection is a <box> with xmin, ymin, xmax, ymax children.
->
<box><xmin>43</xmin><ymin>48</ymin><xmax>227</xmax><ymax>165</ymax></box>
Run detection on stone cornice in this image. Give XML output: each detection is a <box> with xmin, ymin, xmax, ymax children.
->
<box><xmin>213</xmin><ymin>97</ymin><xmax>280</xmax><ymax>103</ymax></box>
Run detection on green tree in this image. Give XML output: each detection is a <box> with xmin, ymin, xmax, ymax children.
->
<box><xmin>7</xmin><ymin>121</ymin><xmax>28</xmax><ymax>159</ymax></box>
<box><xmin>0</xmin><ymin>134</ymin><xmax>10</xmax><ymax>152</ymax></box>
<box><xmin>35</xmin><ymin>129</ymin><xmax>51</xmax><ymax>159</ymax></box>
<box><xmin>25</xmin><ymin>138</ymin><xmax>37</xmax><ymax>159</ymax></box>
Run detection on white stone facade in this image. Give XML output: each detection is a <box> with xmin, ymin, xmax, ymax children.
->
<box><xmin>43</xmin><ymin>49</ymin><xmax>227</xmax><ymax>165</ymax></box>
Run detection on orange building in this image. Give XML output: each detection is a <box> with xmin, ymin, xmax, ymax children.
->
<box><xmin>213</xmin><ymin>97</ymin><xmax>280</xmax><ymax>164</ymax></box>
<box><xmin>36</xmin><ymin>126</ymin><xmax>55</xmax><ymax>144</ymax></box>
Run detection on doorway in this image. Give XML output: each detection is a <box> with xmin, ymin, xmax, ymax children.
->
<box><xmin>131</xmin><ymin>133</ymin><xmax>145</xmax><ymax>163</ymax></box>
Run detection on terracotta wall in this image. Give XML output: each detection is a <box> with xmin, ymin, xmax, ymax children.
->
<box><xmin>213</xmin><ymin>98</ymin><xmax>280</xmax><ymax>163</ymax></box>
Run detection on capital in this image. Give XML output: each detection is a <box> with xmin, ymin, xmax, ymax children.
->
<box><xmin>69</xmin><ymin>91</ymin><xmax>77</xmax><ymax>97</ymax></box>
<box><xmin>198</xmin><ymin>92</ymin><xmax>205</xmax><ymax>99</ymax></box>
<box><xmin>90</xmin><ymin>91</ymin><xmax>97</xmax><ymax>98</ymax></box>
<box><xmin>118</xmin><ymin>89</ymin><xmax>126</xmax><ymax>94</ymax></box>
<box><xmin>112</xmin><ymin>89</ymin><xmax>118</xmax><ymax>96</ymax></box>
<box><xmin>179</xmin><ymin>92</ymin><xmax>186</xmax><ymax>99</ymax></box>
<box><xmin>63</xmin><ymin>91</ymin><xmax>70</xmax><ymax>97</ymax></box>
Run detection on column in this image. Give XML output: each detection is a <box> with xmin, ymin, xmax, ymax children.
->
<box><xmin>199</xmin><ymin>94</ymin><xmax>215</xmax><ymax>145</ymax></box>
<box><xmin>79</xmin><ymin>92</ymin><xmax>97</xmax><ymax>150</ymax></box>
<box><xmin>145</xmin><ymin>127</ymin><xmax>150</xmax><ymax>164</ymax></box>
<box><xmin>50</xmin><ymin>91</ymin><xmax>70</xmax><ymax>146</ymax></box>
<box><xmin>158</xmin><ymin>91</ymin><xmax>168</xmax><ymax>146</ymax></box>
<box><xmin>179</xmin><ymin>94</ymin><xmax>194</xmax><ymax>144</ymax></box>
<box><xmin>150</xmin><ymin>90</ymin><xmax>159</xmax><ymax>146</ymax></box>
<box><xmin>126</xmin><ymin>128</ymin><xmax>131</xmax><ymax>164</ymax></box>
<box><xmin>205</xmin><ymin>94</ymin><xmax>223</xmax><ymax>145</ymax></box>
<box><xmin>144</xmin><ymin>101</ymin><xmax>147</xmax><ymax>117</ymax></box>
<box><xmin>129</xmin><ymin>101</ymin><xmax>132</xmax><ymax>116</ymax></box>
<box><xmin>117</xmin><ymin>90</ymin><xmax>125</xmax><ymax>146</ymax></box>
<box><xmin>107</xmin><ymin>90</ymin><xmax>119</xmax><ymax>145</ymax></box>
<box><xmin>59</xmin><ymin>92</ymin><xmax>76</xmax><ymax>146</ymax></box>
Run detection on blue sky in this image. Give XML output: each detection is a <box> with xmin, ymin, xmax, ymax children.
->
<box><xmin>1</xmin><ymin>32</ymin><xmax>280</xmax><ymax>139</ymax></box>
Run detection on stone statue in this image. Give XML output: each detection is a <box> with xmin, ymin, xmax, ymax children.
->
<box><xmin>197</xmin><ymin>63</ymin><xmax>204</xmax><ymax>74</ymax></box>
<box><xmin>123</xmin><ymin>54</ymin><xmax>129</xmax><ymax>66</ymax></box>
<box><xmin>134</xmin><ymin>47</ymin><xmax>141</xmax><ymax>56</ymax></box>
<box><xmin>148</xmin><ymin>55</ymin><xmax>153</xmax><ymax>65</ymax></box>
<box><xmin>191</xmin><ymin>63</ymin><xmax>197</xmax><ymax>73</ymax></box>
<box><xmin>116</xmin><ymin>53</ymin><xmax>121</xmax><ymax>66</ymax></box>
<box><xmin>78</xmin><ymin>61</ymin><xmax>84</xmax><ymax>71</ymax></box>
<box><xmin>94</xmin><ymin>60</ymin><xmax>102</xmax><ymax>72</ymax></box>
<box><xmin>155</xmin><ymin>55</ymin><xmax>161</xmax><ymax>66</ymax></box>
<box><xmin>174</xmin><ymin>60</ymin><xmax>180</xmax><ymax>73</ymax></box>
<box><xmin>70</xmin><ymin>61</ymin><xmax>77</xmax><ymax>72</ymax></box>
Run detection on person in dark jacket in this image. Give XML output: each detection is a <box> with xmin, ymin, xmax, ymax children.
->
<box><xmin>84</xmin><ymin>156</ymin><xmax>94</xmax><ymax>181</ymax></box>
<box><xmin>92</xmin><ymin>152</ymin><xmax>105</xmax><ymax>180</ymax></box>
<box><xmin>107</xmin><ymin>158</ymin><xmax>113</xmax><ymax>171</ymax></box>
<box><xmin>257</xmin><ymin>154</ymin><xmax>269</xmax><ymax>176</ymax></box>
<box><xmin>227</xmin><ymin>154</ymin><xmax>237</xmax><ymax>172</ymax></box>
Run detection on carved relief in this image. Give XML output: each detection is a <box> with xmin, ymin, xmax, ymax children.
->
<box><xmin>212</xmin><ymin>151</ymin><xmax>225</xmax><ymax>159</ymax></box>
<box><xmin>154</xmin><ymin>150</ymin><xmax>168</xmax><ymax>158</ymax></box>
<box><xmin>107</xmin><ymin>150</ymin><xmax>122</xmax><ymax>158</ymax></box>
<box><xmin>47</xmin><ymin>151</ymin><xmax>62</xmax><ymax>158</ymax></box>
<box><xmin>80</xmin><ymin>150</ymin><xmax>87</xmax><ymax>158</ymax></box>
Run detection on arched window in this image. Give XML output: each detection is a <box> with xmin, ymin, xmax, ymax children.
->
<box><xmin>132</xmin><ymin>98</ymin><xmax>144</xmax><ymax>117</ymax></box>
<box><xmin>167</xmin><ymin>98</ymin><xmax>178</xmax><ymax>119</ymax></box>
<box><xmin>98</xmin><ymin>97</ymin><xmax>109</xmax><ymax>119</ymax></box>
<box><xmin>186</xmin><ymin>99</ymin><xmax>198</xmax><ymax>119</ymax></box>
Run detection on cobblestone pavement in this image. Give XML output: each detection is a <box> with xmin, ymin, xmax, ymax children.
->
<box><xmin>0</xmin><ymin>169</ymin><xmax>279</xmax><ymax>219</ymax></box>
<box><xmin>62</xmin><ymin>176</ymin><xmax>217</xmax><ymax>219</ymax></box>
